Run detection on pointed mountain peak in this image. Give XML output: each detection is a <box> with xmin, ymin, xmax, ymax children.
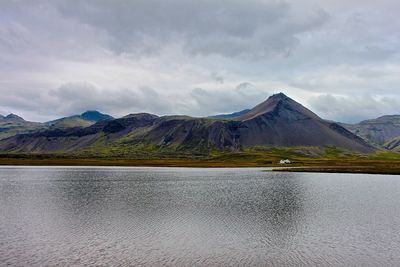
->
<box><xmin>5</xmin><ymin>113</ymin><xmax>25</xmax><ymax>122</ymax></box>
<box><xmin>236</xmin><ymin>93</ymin><xmax>293</xmax><ymax>121</ymax></box>
<box><xmin>80</xmin><ymin>110</ymin><xmax>113</xmax><ymax>122</ymax></box>
<box><xmin>268</xmin><ymin>92</ymin><xmax>289</xmax><ymax>101</ymax></box>
<box><xmin>237</xmin><ymin>93</ymin><xmax>319</xmax><ymax>121</ymax></box>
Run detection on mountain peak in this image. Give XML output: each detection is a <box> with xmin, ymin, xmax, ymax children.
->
<box><xmin>81</xmin><ymin>110</ymin><xmax>102</xmax><ymax>116</ymax></box>
<box><xmin>80</xmin><ymin>110</ymin><xmax>113</xmax><ymax>122</ymax></box>
<box><xmin>236</xmin><ymin>93</ymin><xmax>294</xmax><ymax>121</ymax></box>
<box><xmin>268</xmin><ymin>92</ymin><xmax>289</xmax><ymax>101</ymax></box>
<box><xmin>5</xmin><ymin>113</ymin><xmax>25</xmax><ymax>122</ymax></box>
<box><xmin>236</xmin><ymin>92</ymin><xmax>320</xmax><ymax>122</ymax></box>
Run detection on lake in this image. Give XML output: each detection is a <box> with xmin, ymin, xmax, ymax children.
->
<box><xmin>1</xmin><ymin>167</ymin><xmax>400</xmax><ymax>266</ymax></box>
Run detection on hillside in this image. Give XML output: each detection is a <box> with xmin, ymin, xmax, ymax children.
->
<box><xmin>385</xmin><ymin>136</ymin><xmax>400</xmax><ymax>152</ymax></box>
<box><xmin>0</xmin><ymin>93</ymin><xmax>373</xmax><ymax>156</ymax></box>
<box><xmin>0</xmin><ymin>110</ymin><xmax>113</xmax><ymax>141</ymax></box>
<box><xmin>0</xmin><ymin>114</ymin><xmax>45</xmax><ymax>140</ymax></box>
<box><xmin>209</xmin><ymin>109</ymin><xmax>250</xmax><ymax>119</ymax></box>
<box><xmin>341</xmin><ymin>115</ymin><xmax>400</xmax><ymax>146</ymax></box>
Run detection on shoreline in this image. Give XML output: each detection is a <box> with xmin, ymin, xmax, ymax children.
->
<box><xmin>272</xmin><ymin>166</ymin><xmax>400</xmax><ymax>175</ymax></box>
<box><xmin>0</xmin><ymin>158</ymin><xmax>400</xmax><ymax>174</ymax></box>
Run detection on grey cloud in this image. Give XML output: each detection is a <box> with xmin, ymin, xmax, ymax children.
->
<box><xmin>48</xmin><ymin>82</ymin><xmax>174</xmax><ymax>118</ymax></box>
<box><xmin>0</xmin><ymin>82</ymin><xmax>176</xmax><ymax>121</ymax></box>
<box><xmin>309</xmin><ymin>94</ymin><xmax>400</xmax><ymax>123</ymax></box>
<box><xmin>236</xmin><ymin>82</ymin><xmax>254</xmax><ymax>90</ymax></box>
<box><xmin>54</xmin><ymin>0</ymin><xmax>329</xmax><ymax>59</ymax></box>
<box><xmin>190</xmin><ymin>83</ymin><xmax>269</xmax><ymax>116</ymax></box>
<box><xmin>0</xmin><ymin>79</ymin><xmax>268</xmax><ymax>121</ymax></box>
<box><xmin>211</xmin><ymin>72</ymin><xmax>224</xmax><ymax>84</ymax></box>
<box><xmin>0</xmin><ymin>0</ymin><xmax>399</xmax><ymax>123</ymax></box>
<box><xmin>0</xmin><ymin>87</ymin><xmax>47</xmax><ymax>112</ymax></box>
<box><xmin>184</xmin><ymin>8</ymin><xmax>328</xmax><ymax>59</ymax></box>
<box><xmin>289</xmin><ymin>64</ymin><xmax>400</xmax><ymax>96</ymax></box>
<box><xmin>0</xmin><ymin>1</ymin><xmax>108</xmax><ymax>60</ymax></box>
<box><xmin>0</xmin><ymin>81</ymin><xmax>270</xmax><ymax>121</ymax></box>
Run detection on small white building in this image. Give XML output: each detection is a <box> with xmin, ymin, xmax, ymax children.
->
<box><xmin>279</xmin><ymin>159</ymin><xmax>291</xmax><ymax>164</ymax></box>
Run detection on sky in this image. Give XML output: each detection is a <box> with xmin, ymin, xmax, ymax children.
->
<box><xmin>0</xmin><ymin>0</ymin><xmax>399</xmax><ymax>123</ymax></box>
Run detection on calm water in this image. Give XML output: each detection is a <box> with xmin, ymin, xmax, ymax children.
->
<box><xmin>1</xmin><ymin>167</ymin><xmax>400</xmax><ymax>266</ymax></box>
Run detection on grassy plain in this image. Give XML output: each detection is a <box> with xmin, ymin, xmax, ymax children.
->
<box><xmin>0</xmin><ymin>146</ymin><xmax>399</xmax><ymax>174</ymax></box>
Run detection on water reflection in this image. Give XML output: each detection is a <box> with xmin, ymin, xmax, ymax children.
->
<box><xmin>262</xmin><ymin>174</ymin><xmax>304</xmax><ymax>233</ymax></box>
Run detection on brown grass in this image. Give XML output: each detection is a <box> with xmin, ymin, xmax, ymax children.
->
<box><xmin>0</xmin><ymin>156</ymin><xmax>400</xmax><ymax>174</ymax></box>
<box><xmin>273</xmin><ymin>161</ymin><xmax>400</xmax><ymax>175</ymax></box>
<box><xmin>0</xmin><ymin>157</ymin><xmax>266</xmax><ymax>168</ymax></box>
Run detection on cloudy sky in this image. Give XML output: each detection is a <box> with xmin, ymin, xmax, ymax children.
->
<box><xmin>0</xmin><ymin>0</ymin><xmax>399</xmax><ymax>122</ymax></box>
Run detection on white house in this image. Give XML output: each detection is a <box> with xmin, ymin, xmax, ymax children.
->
<box><xmin>279</xmin><ymin>159</ymin><xmax>291</xmax><ymax>164</ymax></box>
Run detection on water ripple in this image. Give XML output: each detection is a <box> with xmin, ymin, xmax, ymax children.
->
<box><xmin>1</xmin><ymin>167</ymin><xmax>400</xmax><ymax>266</ymax></box>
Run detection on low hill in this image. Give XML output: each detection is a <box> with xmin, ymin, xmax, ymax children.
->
<box><xmin>46</xmin><ymin>110</ymin><xmax>113</xmax><ymax>129</ymax></box>
<box><xmin>0</xmin><ymin>114</ymin><xmax>44</xmax><ymax>140</ymax></box>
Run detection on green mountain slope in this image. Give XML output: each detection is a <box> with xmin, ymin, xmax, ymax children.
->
<box><xmin>46</xmin><ymin>110</ymin><xmax>113</xmax><ymax>129</ymax></box>
<box><xmin>0</xmin><ymin>114</ymin><xmax>45</xmax><ymax>140</ymax></box>
<box><xmin>385</xmin><ymin>136</ymin><xmax>400</xmax><ymax>152</ymax></box>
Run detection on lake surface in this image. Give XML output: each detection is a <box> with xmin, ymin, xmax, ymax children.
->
<box><xmin>1</xmin><ymin>167</ymin><xmax>400</xmax><ymax>266</ymax></box>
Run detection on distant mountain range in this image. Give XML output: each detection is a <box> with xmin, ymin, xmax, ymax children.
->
<box><xmin>46</xmin><ymin>111</ymin><xmax>114</xmax><ymax>129</ymax></box>
<box><xmin>339</xmin><ymin>115</ymin><xmax>400</xmax><ymax>149</ymax></box>
<box><xmin>0</xmin><ymin>113</ymin><xmax>44</xmax><ymax>140</ymax></box>
<box><xmin>209</xmin><ymin>109</ymin><xmax>250</xmax><ymax>119</ymax></box>
<box><xmin>0</xmin><ymin>111</ymin><xmax>113</xmax><ymax>140</ymax></box>
<box><xmin>0</xmin><ymin>93</ymin><xmax>377</xmax><ymax>155</ymax></box>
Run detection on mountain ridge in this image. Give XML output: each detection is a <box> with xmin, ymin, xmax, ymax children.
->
<box><xmin>46</xmin><ymin>110</ymin><xmax>113</xmax><ymax>128</ymax></box>
<box><xmin>209</xmin><ymin>109</ymin><xmax>250</xmax><ymax>119</ymax></box>
<box><xmin>0</xmin><ymin>114</ymin><xmax>44</xmax><ymax>140</ymax></box>
<box><xmin>0</xmin><ymin>93</ymin><xmax>374</xmax><ymax>154</ymax></box>
<box><xmin>0</xmin><ymin>113</ymin><xmax>26</xmax><ymax>122</ymax></box>
<box><xmin>340</xmin><ymin>115</ymin><xmax>400</xmax><ymax>146</ymax></box>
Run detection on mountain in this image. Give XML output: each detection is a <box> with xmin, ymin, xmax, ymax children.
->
<box><xmin>0</xmin><ymin>93</ymin><xmax>373</xmax><ymax>154</ymax></box>
<box><xmin>340</xmin><ymin>115</ymin><xmax>400</xmax><ymax>146</ymax></box>
<box><xmin>81</xmin><ymin>110</ymin><xmax>113</xmax><ymax>121</ymax></box>
<box><xmin>48</xmin><ymin>116</ymin><xmax>95</xmax><ymax>129</ymax></box>
<box><xmin>4</xmin><ymin>113</ymin><xmax>25</xmax><ymax>122</ymax></box>
<box><xmin>46</xmin><ymin>110</ymin><xmax>113</xmax><ymax>129</ymax></box>
<box><xmin>209</xmin><ymin>109</ymin><xmax>250</xmax><ymax>119</ymax></box>
<box><xmin>229</xmin><ymin>93</ymin><xmax>371</xmax><ymax>151</ymax></box>
<box><xmin>0</xmin><ymin>114</ymin><xmax>44</xmax><ymax>140</ymax></box>
<box><xmin>0</xmin><ymin>110</ymin><xmax>114</xmax><ymax>140</ymax></box>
